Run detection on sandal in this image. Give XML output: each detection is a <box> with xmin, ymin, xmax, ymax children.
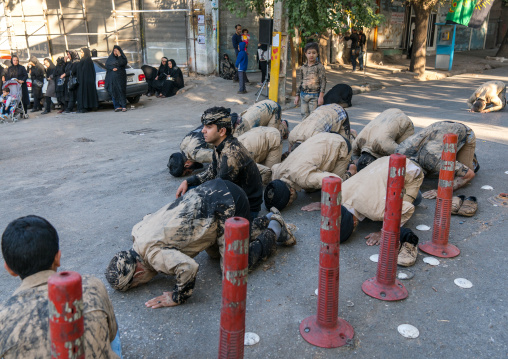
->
<box><xmin>451</xmin><ymin>195</ymin><xmax>465</xmax><ymax>215</ymax></box>
<box><xmin>122</xmin><ymin>108</ymin><xmax>127</xmax><ymax>112</ymax></box>
<box><xmin>114</xmin><ymin>108</ymin><xmax>121</xmax><ymax>112</ymax></box>
<box><xmin>457</xmin><ymin>196</ymin><xmax>478</xmax><ymax>217</ymax></box>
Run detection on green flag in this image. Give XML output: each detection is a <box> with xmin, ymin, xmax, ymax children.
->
<box><xmin>446</xmin><ymin>0</ymin><xmax>477</xmax><ymax>26</ymax></box>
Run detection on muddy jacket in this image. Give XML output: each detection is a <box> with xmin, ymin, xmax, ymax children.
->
<box><xmin>342</xmin><ymin>156</ymin><xmax>424</xmax><ymax>226</ymax></box>
<box><xmin>396</xmin><ymin>121</ymin><xmax>475</xmax><ymax>177</ymax></box>
<box><xmin>352</xmin><ymin>108</ymin><xmax>414</xmax><ymax>158</ymax></box>
<box><xmin>288</xmin><ymin>104</ymin><xmax>351</xmax><ymax>147</ymax></box>
<box><xmin>234</xmin><ymin>99</ymin><xmax>282</xmax><ymax>136</ymax></box>
<box><xmin>467</xmin><ymin>80</ymin><xmax>506</xmax><ymax>112</ymax></box>
<box><xmin>132</xmin><ymin>179</ymin><xmax>246</xmax><ymax>303</ymax></box>
<box><xmin>297</xmin><ymin>61</ymin><xmax>327</xmax><ymax>94</ymax></box>
<box><xmin>180</xmin><ymin>124</ymin><xmax>213</xmax><ymax>163</ymax></box>
<box><xmin>272</xmin><ymin>132</ymin><xmax>351</xmax><ymax>191</ymax></box>
<box><xmin>238</xmin><ymin>127</ymin><xmax>282</xmax><ymax>185</ymax></box>
<box><xmin>187</xmin><ymin>135</ymin><xmax>263</xmax><ymax>212</ymax></box>
<box><xmin>0</xmin><ymin>270</ymin><xmax>119</xmax><ymax>359</ymax></box>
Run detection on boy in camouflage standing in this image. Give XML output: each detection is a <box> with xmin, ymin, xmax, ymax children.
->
<box><xmin>294</xmin><ymin>42</ymin><xmax>327</xmax><ymax>119</ymax></box>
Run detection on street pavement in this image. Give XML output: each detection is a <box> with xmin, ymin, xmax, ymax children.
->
<box><xmin>0</xmin><ymin>66</ymin><xmax>507</xmax><ymax>359</ymax></box>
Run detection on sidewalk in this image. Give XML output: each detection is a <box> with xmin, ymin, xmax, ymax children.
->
<box><xmin>179</xmin><ymin>48</ymin><xmax>507</xmax><ymax>112</ymax></box>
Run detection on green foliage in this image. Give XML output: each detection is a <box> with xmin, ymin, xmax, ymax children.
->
<box><xmin>220</xmin><ymin>0</ymin><xmax>384</xmax><ymax>36</ymax></box>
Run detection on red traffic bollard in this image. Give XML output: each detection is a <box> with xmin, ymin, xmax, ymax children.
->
<box><xmin>300</xmin><ymin>176</ymin><xmax>354</xmax><ymax>348</ymax></box>
<box><xmin>362</xmin><ymin>154</ymin><xmax>408</xmax><ymax>301</ymax></box>
<box><xmin>218</xmin><ymin>217</ymin><xmax>250</xmax><ymax>359</ymax></box>
<box><xmin>419</xmin><ymin>133</ymin><xmax>460</xmax><ymax>258</ymax></box>
<box><xmin>48</xmin><ymin>271</ymin><xmax>85</xmax><ymax>359</ymax></box>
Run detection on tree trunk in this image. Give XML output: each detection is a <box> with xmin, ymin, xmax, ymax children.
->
<box><xmin>318</xmin><ymin>32</ymin><xmax>330</xmax><ymax>66</ymax></box>
<box><xmin>495</xmin><ymin>28</ymin><xmax>508</xmax><ymax>58</ymax></box>
<box><xmin>409</xmin><ymin>4</ymin><xmax>430</xmax><ymax>76</ymax></box>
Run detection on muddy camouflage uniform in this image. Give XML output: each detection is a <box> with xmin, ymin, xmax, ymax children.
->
<box><xmin>237</xmin><ymin>127</ymin><xmax>282</xmax><ymax>185</ymax></box>
<box><xmin>467</xmin><ymin>80</ymin><xmax>506</xmax><ymax>112</ymax></box>
<box><xmin>272</xmin><ymin>132</ymin><xmax>352</xmax><ymax>191</ymax></box>
<box><xmin>131</xmin><ymin>179</ymin><xmax>248</xmax><ymax>304</ymax></box>
<box><xmin>288</xmin><ymin>104</ymin><xmax>351</xmax><ymax>147</ymax></box>
<box><xmin>396</xmin><ymin>121</ymin><xmax>476</xmax><ymax>178</ymax></box>
<box><xmin>297</xmin><ymin>61</ymin><xmax>327</xmax><ymax>118</ymax></box>
<box><xmin>342</xmin><ymin>156</ymin><xmax>424</xmax><ymax>226</ymax></box>
<box><xmin>352</xmin><ymin>108</ymin><xmax>414</xmax><ymax>158</ymax></box>
<box><xmin>0</xmin><ymin>270</ymin><xmax>119</xmax><ymax>359</ymax></box>
<box><xmin>187</xmin><ymin>135</ymin><xmax>263</xmax><ymax>213</ymax></box>
<box><xmin>234</xmin><ymin>99</ymin><xmax>282</xmax><ymax>136</ymax></box>
<box><xmin>180</xmin><ymin>124</ymin><xmax>213</xmax><ymax>163</ymax></box>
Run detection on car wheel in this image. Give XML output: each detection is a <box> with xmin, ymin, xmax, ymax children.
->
<box><xmin>127</xmin><ymin>95</ymin><xmax>141</xmax><ymax>104</ymax></box>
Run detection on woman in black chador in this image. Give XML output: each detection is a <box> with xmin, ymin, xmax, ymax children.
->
<box><xmin>76</xmin><ymin>47</ymin><xmax>98</xmax><ymax>113</ymax></box>
<box><xmin>105</xmin><ymin>45</ymin><xmax>128</xmax><ymax>112</ymax></box>
<box><xmin>54</xmin><ymin>57</ymin><xmax>66</xmax><ymax>112</ymax></box>
<box><xmin>3</xmin><ymin>56</ymin><xmax>29</xmax><ymax>114</ymax></box>
<box><xmin>219</xmin><ymin>53</ymin><xmax>236</xmax><ymax>80</ymax></box>
<box><xmin>141</xmin><ymin>64</ymin><xmax>157</xmax><ymax>96</ymax></box>
<box><xmin>152</xmin><ymin>57</ymin><xmax>170</xmax><ymax>97</ymax></box>
<box><xmin>64</xmin><ymin>49</ymin><xmax>80</xmax><ymax>113</ymax></box>
<box><xmin>159</xmin><ymin>59</ymin><xmax>184</xmax><ymax>98</ymax></box>
<box><xmin>42</xmin><ymin>58</ymin><xmax>56</xmax><ymax>114</ymax></box>
<box><xmin>29</xmin><ymin>56</ymin><xmax>46</xmax><ymax>112</ymax></box>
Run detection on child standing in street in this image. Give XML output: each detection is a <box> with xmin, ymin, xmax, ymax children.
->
<box><xmin>294</xmin><ymin>42</ymin><xmax>327</xmax><ymax>119</ymax></box>
<box><xmin>1</xmin><ymin>87</ymin><xmax>12</xmax><ymax>121</ymax></box>
<box><xmin>236</xmin><ymin>42</ymin><xmax>248</xmax><ymax>94</ymax></box>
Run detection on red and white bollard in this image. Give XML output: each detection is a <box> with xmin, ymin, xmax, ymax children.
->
<box><xmin>362</xmin><ymin>154</ymin><xmax>408</xmax><ymax>301</ymax></box>
<box><xmin>48</xmin><ymin>271</ymin><xmax>85</xmax><ymax>359</ymax></box>
<box><xmin>419</xmin><ymin>133</ymin><xmax>460</xmax><ymax>258</ymax></box>
<box><xmin>218</xmin><ymin>217</ymin><xmax>250</xmax><ymax>359</ymax></box>
<box><xmin>300</xmin><ymin>176</ymin><xmax>354</xmax><ymax>348</ymax></box>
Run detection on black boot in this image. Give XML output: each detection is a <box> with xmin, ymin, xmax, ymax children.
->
<box><xmin>248</xmin><ymin>229</ymin><xmax>277</xmax><ymax>269</ymax></box>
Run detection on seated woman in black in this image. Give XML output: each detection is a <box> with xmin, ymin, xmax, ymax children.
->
<box><xmin>220</xmin><ymin>53</ymin><xmax>236</xmax><ymax>80</ymax></box>
<box><xmin>152</xmin><ymin>57</ymin><xmax>170</xmax><ymax>97</ymax></box>
<box><xmin>159</xmin><ymin>59</ymin><xmax>184</xmax><ymax>98</ymax></box>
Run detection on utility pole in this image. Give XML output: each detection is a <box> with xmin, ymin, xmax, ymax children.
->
<box><xmin>268</xmin><ymin>0</ymin><xmax>288</xmax><ymax>105</ymax></box>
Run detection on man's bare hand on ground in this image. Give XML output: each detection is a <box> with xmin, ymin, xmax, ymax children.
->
<box><xmin>145</xmin><ymin>292</ymin><xmax>179</xmax><ymax>309</ymax></box>
<box><xmin>301</xmin><ymin>202</ymin><xmax>321</xmax><ymax>212</ymax></box>
<box><xmin>176</xmin><ymin>180</ymin><xmax>188</xmax><ymax>198</ymax></box>
<box><xmin>422</xmin><ymin>189</ymin><xmax>437</xmax><ymax>199</ymax></box>
<box><xmin>365</xmin><ymin>231</ymin><xmax>382</xmax><ymax>246</ymax></box>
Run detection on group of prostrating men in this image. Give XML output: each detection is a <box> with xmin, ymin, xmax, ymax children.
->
<box><xmin>0</xmin><ymin>80</ymin><xmax>504</xmax><ymax>357</ymax></box>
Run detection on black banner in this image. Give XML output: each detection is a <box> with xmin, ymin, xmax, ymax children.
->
<box><xmin>468</xmin><ymin>0</ymin><xmax>494</xmax><ymax>28</ymax></box>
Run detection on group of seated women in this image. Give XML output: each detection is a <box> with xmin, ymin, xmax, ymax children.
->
<box><xmin>142</xmin><ymin>57</ymin><xmax>184</xmax><ymax>98</ymax></box>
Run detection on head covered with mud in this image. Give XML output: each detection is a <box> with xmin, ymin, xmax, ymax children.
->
<box><xmin>105</xmin><ymin>249</ymin><xmax>140</xmax><ymax>291</ymax></box>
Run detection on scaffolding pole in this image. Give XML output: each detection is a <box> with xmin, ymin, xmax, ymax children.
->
<box><xmin>19</xmin><ymin>0</ymin><xmax>31</xmax><ymax>58</ymax></box>
<box><xmin>81</xmin><ymin>0</ymin><xmax>91</xmax><ymax>48</ymax></box>
<box><xmin>58</xmin><ymin>0</ymin><xmax>69</xmax><ymax>50</ymax></box>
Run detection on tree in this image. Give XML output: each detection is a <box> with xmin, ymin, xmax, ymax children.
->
<box><xmin>221</xmin><ymin>0</ymin><xmax>383</xmax><ymax>39</ymax></box>
<box><xmin>495</xmin><ymin>28</ymin><xmax>508</xmax><ymax>58</ymax></box>
<box><xmin>407</xmin><ymin>0</ymin><xmax>442</xmax><ymax>76</ymax></box>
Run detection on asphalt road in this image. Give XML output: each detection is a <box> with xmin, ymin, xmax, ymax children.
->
<box><xmin>0</xmin><ymin>67</ymin><xmax>507</xmax><ymax>359</ymax></box>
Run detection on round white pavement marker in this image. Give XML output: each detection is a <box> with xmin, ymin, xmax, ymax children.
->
<box><xmin>454</xmin><ymin>278</ymin><xmax>473</xmax><ymax>288</ymax></box>
<box><xmin>416</xmin><ymin>225</ymin><xmax>430</xmax><ymax>231</ymax></box>
<box><xmin>481</xmin><ymin>185</ymin><xmax>494</xmax><ymax>190</ymax></box>
<box><xmin>423</xmin><ymin>257</ymin><xmax>440</xmax><ymax>266</ymax></box>
<box><xmin>398</xmin><ymin>272</ymin><xmax>408</xmax><ymax>279</ymax></box>
<box><xmin>244</xmin><ymin>332</ymin><xmax>260</xmax><ymax>346</ymax></box>
<box><xmin>398</xmin><ymin>324</ymin><xmax>420</xmax><ymax>339</ymax></box>
<box><xmin>370</xmin><ymin>254</ymin><xmax>379</xmax><ymax>263</ymax></box>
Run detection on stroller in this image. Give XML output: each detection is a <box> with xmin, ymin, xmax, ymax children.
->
<box><xmin>1</xmin><ymin>79</ymin><xmax>29</xmax><ymax>123</ymax></box>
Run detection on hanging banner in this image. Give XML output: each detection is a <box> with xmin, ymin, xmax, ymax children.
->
<box><xmin>445</xmin><ymin>0</ymin><xmax>476</xmax><ymax>26</ymax></box>
<box><xmin>468</xmin><ymin>0</ymin><xmax>494</xmax><ymax>28</ymax></box>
